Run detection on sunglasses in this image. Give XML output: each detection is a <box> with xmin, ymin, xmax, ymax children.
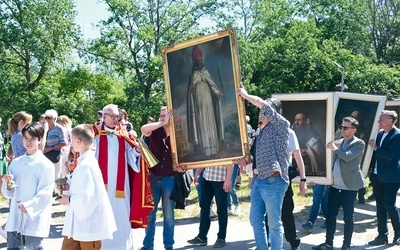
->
<box><xmin>44</xmin><ymin>117</ymin><xmax>52</xmax><ymax>120</ymax></box>
<box><xmin>340</xmin><ymin>126</ymin><xmax>354</xmax><ymax>130</ymax></box>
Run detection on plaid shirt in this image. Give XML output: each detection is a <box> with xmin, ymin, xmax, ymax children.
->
<box><xmin>256</xmin><ymin>103</ymin><xmax>290</xmax><ymax>183</ymax></box>
<box><xmin>202</xmin><ymin>166</ymin><xmax>227</xmax><ymax>182</ymax></box>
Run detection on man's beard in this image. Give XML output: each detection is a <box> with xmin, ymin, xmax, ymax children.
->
<box><xmin>293</xmin><ymin>125</ymin><xmax>309</xmax><ymax>146</ymax></box>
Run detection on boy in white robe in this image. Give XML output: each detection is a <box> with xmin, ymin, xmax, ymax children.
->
<box><xmin>1</xmin><ymin>122</ymin><xmax>55</xmax><ymax>249</ymax></box>
<box><xmin>58</xmin><ymin>124</ymin><xmax>117</xmax><ymax>249</ymax></box>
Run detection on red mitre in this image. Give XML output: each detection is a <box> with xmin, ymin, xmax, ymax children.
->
<box><xmin>192</xmin><ymin>46</ymin><xmax>202</xmax><ymax>60</ymax></box>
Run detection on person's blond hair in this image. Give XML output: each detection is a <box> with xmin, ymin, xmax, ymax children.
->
<box><xmin>71</xmin><ymin>124</ymin><xmax>94</xmax><ymax>146</ymax></box>
<box><xmin>7</xmin><ymin>111</ymin><xmax>33</xmax><ymax>135</ymax></box>
<box><xmin>57</xmin><ymin>115</ymin><xmax>72</xmax><ymax>129</ymax></box>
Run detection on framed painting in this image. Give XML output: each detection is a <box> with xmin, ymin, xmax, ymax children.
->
<box><xmin>272</xmin><ymin>92</ymin><xmax>334</xmax><ymax>185</ymax></box>
<box><xmin>334</xmin><ymin>92</ymin><xmax>386</xmax><ymax>176</ymax></box>
<box><xmin>385</xmin><ymin>100</ymin><xmax>400</xmax><ymax>128</ymax></box>
<box><xmin>161</xmin><ymin>28</ymin><xmax>248</xmax><ymax>169</ymax></box>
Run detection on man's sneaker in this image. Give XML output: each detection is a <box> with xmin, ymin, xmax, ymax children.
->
<box><xmin>302</xmin><ymin>221</ymin><xmax>313</xmax><ymax>233</ymax></box>
<box><xmin>368</xmin><ymin>236</ymin><xmax>388</xmax><ymax>246</ymax></box>
<box><xmin>187</xmin><ymin>236</ymin><xmax>207</xmax><ymax>246</ymax></box>
<box><xmin>0</xmin><ymin>225</ymin><xmax>6</xmax><ymax>239</ymax></box>
<box><xmin>213</xmin><ymin>238</ymin><xmax>226</xmax><ymax>248</ymax></box>
<box><xmin>311</xmin><ymin>243</ymin><xmax>333</xmax><ymax>250</ymax></box>
<box><xmin>233</xmin><ymin>205</ymin><xmax>241</xmax><ymax>215</ymax></box>
<box><xmin>321</xmin><ymin>220</ymin><xmax>327</xmax><ymax>228</ymax></box>
<box><xmin>227</xmin><ymin>207</ymin><xmax>233</xmax><ymax>215</ymax></box>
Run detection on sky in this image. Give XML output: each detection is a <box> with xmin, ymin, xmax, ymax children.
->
<box><xmin>75</xmin><ymin>0</ymin><xmax>110</xmax><ymax>39</ymax></box>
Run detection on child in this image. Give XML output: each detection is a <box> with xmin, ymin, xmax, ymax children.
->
<box><xmin>1</xmin><ymin>122</ymin><xmax>55</xmax><ymax>249</ymax></box>
<box><xmin>58</xmin><ymin>124</ymin><xmax>116</xmax><ymax>249</ymax></box>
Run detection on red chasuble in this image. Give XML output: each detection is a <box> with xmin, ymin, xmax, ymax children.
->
<box><xmin>92</xmin><ymin>122</ymin><xmax>154</xmax><ymax>228</ymax></box>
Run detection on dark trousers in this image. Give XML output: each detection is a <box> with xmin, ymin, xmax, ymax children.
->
<box><xmin>265</xmin><ymin>183</ymin><xmax>300</xmax><ymax>248</ymax></box>
<box><xmin>198</xmin><ymin>177</ymin><xmax>228</xmax><ymax>240</ymax></box>
<box><xmin>325</xmin><ymin>187</ymin><xmax>357</xmax><ymax>247</ymax></box>
<box><xmin>370</xmin><ymin>174</ymin><xmax>400</xmax><ymax>237</ymax></box>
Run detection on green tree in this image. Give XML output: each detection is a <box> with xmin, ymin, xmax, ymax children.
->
<box><xmin>0</xmin><ymin>0</ymin><xmax>80</xmax><ymax>119</ymax></box>
<box><xmin>85</xmin><ymin>0</ymin><xmax>222</xmax><ymax>126</ymax></box>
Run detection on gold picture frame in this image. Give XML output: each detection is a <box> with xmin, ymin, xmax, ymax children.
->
<box><xmin>161</xmin><ymin>28</ymin><xmax>248</xmax><ymax>169</ymax></box>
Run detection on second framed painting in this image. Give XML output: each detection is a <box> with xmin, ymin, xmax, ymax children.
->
<box><xmin>161</xmin><ymin>28</ymin><xmax>248</xmax><ymax>169</ymax></box>
<box><xmin>334</xmin><ymin>92</ymin><xmax>386</xmax><ymax>176</ymax></box>
<box><xmin>272</xmin><ymin>92</ymin><xmax>334</xmax><ymax>185</ymax></box>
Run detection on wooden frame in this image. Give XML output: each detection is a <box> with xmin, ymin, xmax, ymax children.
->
<box><xmin>161</xmin><ymin>28</ymin><xmax>248</xmax><ymax>169</ymax></box>
<box><xmin>272</xmin><ymin>92</ymin><xmax>334</xmax><ymax>185</ymax></box>
<box><xmin>334</xmin><ymin>92</ymin><xmax>386</xmax><ymax>177</ymax></box>
<box><xmin>385</xmin><ymin>100</ymin><xmax>400</xmax><ymax>128</ymax></box>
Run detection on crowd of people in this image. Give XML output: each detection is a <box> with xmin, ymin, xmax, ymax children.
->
<box><xmin>0</xmin><ymin>89</ymin><xmax>399</xmax><ymax>250</ymax></box>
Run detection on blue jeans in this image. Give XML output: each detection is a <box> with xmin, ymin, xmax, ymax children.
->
<box><xmin>198</xmin><ymin>177</ymin><xmax>228</xmax><ymax>240</ymax></box>
<box><xmin>227</xmin><ymin>164</ymin><xmax>239</xmax><ymax>208</ymax></box>
<box><xmin>7</xmin><ymin>231</ymin><xmax>43</xmax><ymax>250</ymax></box>
<box><xmin>250</xmin><ymin>176</ymin><xmax>288</xmax><ymax>250</ymax></box>
<box><xmin>308</xmin><ymin>184</ymin><xmax>328</xmax><ymax>224</ymax></box>
<box><xmin>325</xmin><ymin>187</ymin><xmax>357</xmax><ymax>247</ymax></box>
<box><xmin>370</xmin><ymin>174</ymin><xmax>400</xmax><ymax>237</ymax></box>
<box><xmin>143</xmin><ymin>174</ymin><xmax>175</xmax><ymax>250</ymax></box>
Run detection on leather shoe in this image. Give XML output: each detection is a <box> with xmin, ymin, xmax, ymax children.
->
<box><xmin>312</xmin><ymin>243</ymin><xmax>333</xmax><ymax>250</ymax></box>
<box><xmin>368</xmin><ymin>236</ymin><xmax>388</xmax><ymax>246</ymax></box>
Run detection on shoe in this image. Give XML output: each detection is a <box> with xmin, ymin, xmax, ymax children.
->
<box><xmin>368</xmin><ymin>236</ymin><xmax>388</xmax><ymax>246</ymax></box>
<box><xmin>311</xmin><ymin>243</ymin><xmax>333</xmax><ymax>250</ymax></box>
<box><xmin>302</xmin><ymin>221</ymin><xmax>313</xmax><ymax>233</ymax></box>
<box><xmin>0</xmin><ymin>225</ymin><xmax>6</xmax><ymax>239</ymax></box>
<box><xmin>233</xmin><ymin>205</ymin><xmax>241</xmax><ymax>215</ymax></box>
<box><xmin>213</xmin><ymin>238</ymin><xmax>226</xmax><ymax>248</ymax></box>
<box><xmin>187</xmin><ymin>236</ymin><xmax>207</xmax><ymax>246</ymax></box>
<box><xmin>321</xmin><ymin>220</ymin><xmax>326</xmax><ymax>228</ymax></box>
<box><xmin>227</xmin><ymin>207</ymin><xmax>233</xmax><ymax>215</ymax></box>
<box><xmin>341</xmin><ymin>245</ymin><xmax>350</xmax><ymax>250</ymax></box>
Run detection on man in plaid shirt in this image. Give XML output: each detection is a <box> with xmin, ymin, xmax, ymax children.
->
<box><xmin>187</xmin><ymin>165</ymin><xmax>233</xmax><ymax>248</ymax></box>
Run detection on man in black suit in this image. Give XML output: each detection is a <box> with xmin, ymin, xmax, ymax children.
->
<box><xmin>368</xmin><ymin>110</ymin><xmax>400</xmax><ymax>246</ymax></box>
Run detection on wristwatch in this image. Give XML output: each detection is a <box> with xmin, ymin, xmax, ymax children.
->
<box><xmin>52</xmin><ymin>145</ymin><xmax>55</xmax><ymax>150</ymax></box>
<box><xmin>300</xmin><ymin>178</ymin><xmax>307</xmax><ymax>182</ymax></box>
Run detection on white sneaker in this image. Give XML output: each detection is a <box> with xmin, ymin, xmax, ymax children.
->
<box><xmin>0</xmin><ymin>225</ymin><xmax>7</xmax><ymax>239</ymax></box>
<box><xmin>227</xmin><ymin>208</ymin><xmax>233</xmax><ymax>215</ymax></box>
<box><xmin>233</xmin><ymin>205</ymin><xmax>241</xmax><ymax>215</ymax></box>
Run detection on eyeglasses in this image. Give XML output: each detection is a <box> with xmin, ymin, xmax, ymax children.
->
<box><xmin>340</xmin><ymin>126</ymin><xmax>355</xmax><ymax>130</ymax></box>
<box><xmin>44</xmin><ymin>117</ymin><xmax>52</xmax><ymax>120</ymax></box>
<box><xmin>104</xmin><ymin>113</ymin><xmax>119</xmax><ymax>120</ymax></box>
